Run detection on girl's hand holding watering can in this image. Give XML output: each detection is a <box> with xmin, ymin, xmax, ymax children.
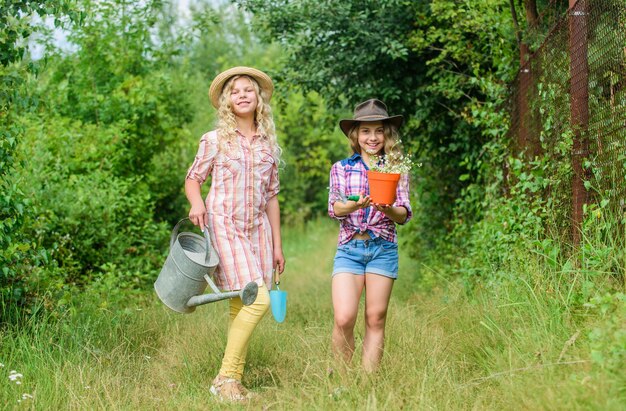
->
<box><xmin>189</xmin><ymin>201</ymin><xmax>208</xmax><ymax>230</ymax></box>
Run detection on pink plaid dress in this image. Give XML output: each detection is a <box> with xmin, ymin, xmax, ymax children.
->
<box><xmin>186</xmin><ymin>130</ymin><xmax>280</xmax><ymax>291</ymax></box>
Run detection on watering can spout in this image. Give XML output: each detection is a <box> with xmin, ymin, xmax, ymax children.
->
<box><xmin>186</xmin><ymin>281</ymin><xmax>259</xmax><ymax>308</ymax></box>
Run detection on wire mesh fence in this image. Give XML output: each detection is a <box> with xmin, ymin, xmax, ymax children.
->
<box><xmin>507</xmin><ymin>0</ymin><xmax>626</xmax><ymax>244</ymax></box>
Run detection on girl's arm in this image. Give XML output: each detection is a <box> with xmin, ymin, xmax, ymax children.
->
<box><xmin>185</xmin><ymin>179</ymin><xmax>208</xmax><ymax>230</ymax></box>
<box><xmin>266</xmin><ymin>195</ymin><xmax>285</xmax><ymax>273</ymax></box>
<box><xmin>329</xmin><ymin>162</ymin><xmax>372</xmax><ymax>217</ymax></box>
<box><xmin>185</xmin><ymin>131</ymin><xmax>219</xmax><ymax>230</ymax></box>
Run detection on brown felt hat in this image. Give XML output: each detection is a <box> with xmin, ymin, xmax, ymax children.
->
<box><xmin>208</xmin><ymin>66</ymin><xmax>274</xmax><ymax>109</ymax></box>
<box><xmin>339</xmin><ymin>99</ymin><xmax>404</xmax><ymax>137</ymax></box>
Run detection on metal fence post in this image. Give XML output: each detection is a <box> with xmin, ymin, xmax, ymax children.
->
<box><xmin>569</xmin><ymin>0</ymin><xmax>590</xmax><ymax>247</ymax></box>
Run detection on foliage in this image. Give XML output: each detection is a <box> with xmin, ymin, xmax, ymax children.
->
<box><xmin>273</xmin><ymin>91</ymin><xmax>347</xmax><ymax>224</ymax></box>
<box><xmin>15</xmin><ymin>116</ymin><xmax>169</xmax><ymax>284</ymax></box>
<box><xmin>2</xmin><ymin>0</ymin><xmax>195</xmax><ymax>321</ymax></box>
<box><xmin>235</xmin><ymin>0</ymin><xmax>420</xmax><ymax>109</ymax></box>
<box><xmin>41</xmin><ymin>0</ymin><xmax>194</xmax><ymax>179</ymax></box>
<box><xmin>586</xmin><ymin>292</ymin><xmax>626</xmax><ymax>381</ymax></box>
<box><xmin>0</xmin><ymin>1</ymin><xmax>80</xmax><ymax>323</ymax></box>
<box><xmin>0</xmin><ymin>1</ymin><xmax>79</xmax><ymax>66</ymax></box>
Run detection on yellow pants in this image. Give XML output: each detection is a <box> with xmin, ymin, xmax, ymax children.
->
<box><xmin>219</xmin><ymin>283</ymin><xmax>270</xmax><ymax>380</ymax></box>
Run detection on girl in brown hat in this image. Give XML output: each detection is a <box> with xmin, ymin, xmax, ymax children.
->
<box><xmin>185</xmin><ymin>67</ymin><xmax>285</xmax><ymax>401</ymax></box>
<box><xmin>328</xmin><ymin>99</ymin><xmax>412</xmax><ymax>371</ymax></box>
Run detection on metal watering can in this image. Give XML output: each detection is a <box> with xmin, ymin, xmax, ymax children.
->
<box><xmin>154</xmin><ymin>218</ymin><xmax>259</xmax><ymax>313</ymax></box>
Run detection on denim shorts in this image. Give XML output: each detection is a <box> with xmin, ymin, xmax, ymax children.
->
<box><xmin>332</xmin><ymin>237</ymin><xmax>399</xmax><ymax>279</ymax></box>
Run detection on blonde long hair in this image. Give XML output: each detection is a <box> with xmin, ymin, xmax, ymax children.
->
<box><xmin>215</xmin><ymin>75</ymin><xmax>282</xmax><ymax>160</ymax></box>
<box><xmin>346</xmin><ymin>121</ymin><xmax>403</xmax><ymax>158</ymax></box>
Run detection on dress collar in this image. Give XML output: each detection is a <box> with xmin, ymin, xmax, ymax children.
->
<box><xmin>235</xmin><ymin>128</ymin><xmax>262</xmax><ymax>139</ymax></box>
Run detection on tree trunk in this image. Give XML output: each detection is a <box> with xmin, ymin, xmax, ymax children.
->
<box><xmin>524</xmin><ymin>0</ymin><xmax>540</xmax><ymax>29</ymax></box>
<box><xmin>510</xmin><ymin>0</ymin><xmax>522</xmax><ymax>46</ymax></box>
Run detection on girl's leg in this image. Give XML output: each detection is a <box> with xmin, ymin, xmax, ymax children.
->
<box><xmin>219</xmin><ymin>283</ymin><xmax>270</xmax><ymax>380</ymax></box>
<box><xmin>331</xmin><ymin>273</ymin><xmax>365</xmax><ymax>362</ymax></box>
<box><xmin>362</xmin><ymin>273</ymin><xmax>394</xmax><ymax>372</ymax></box>
<box><xmin>228</xmin><ymin>293</ymin><xmax>243</xmax><ymax>326</ymax></box>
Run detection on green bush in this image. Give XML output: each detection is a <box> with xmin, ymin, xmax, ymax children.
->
<box><xmin>586</xmin><ymin>292</ymin><xmax>626</xmax><ymax>384</ymax></box>
<box><xmin>15</xmin><ymin>115</ymin><xmax>169</xmax><ymax>288</ymax></box>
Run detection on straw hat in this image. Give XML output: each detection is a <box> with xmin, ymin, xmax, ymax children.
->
<box><xmin>208</xmin><ymin>66</ymin><xmax>274</xmax><ymax>109</ymax></box>
<box><xmin>339</xmin><ymin>99</ymin><xmax>403</xmax><ymax>137</ymax></box>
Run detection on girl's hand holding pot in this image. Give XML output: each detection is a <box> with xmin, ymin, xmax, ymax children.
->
<box><xmin>373</xmin><ymin>203</ymin><xmax>391</xmax><ymax>211</ymax></box>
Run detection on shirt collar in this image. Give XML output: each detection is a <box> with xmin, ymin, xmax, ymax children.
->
<box><xmin>346</xmin><ymin>152</ymin><xmax>369</xmax><ymax>169</ymax></box>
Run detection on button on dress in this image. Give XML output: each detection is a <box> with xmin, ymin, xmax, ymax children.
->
<box><xmin>186</xmin><ymin>130</ymin><xmax>280</xmax><ymax>291</ymax></box>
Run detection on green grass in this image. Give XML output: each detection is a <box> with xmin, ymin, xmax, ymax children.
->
<box><xmin>1</xmin><ymin>219</ymin><xmax>624</xmax><ymax>410</ymax></box>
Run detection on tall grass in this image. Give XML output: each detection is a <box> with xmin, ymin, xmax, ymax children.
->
<box><xmin>1</xmin><ymin>219</ymin><xmax>623</xmax><ymax>410</ymax></box>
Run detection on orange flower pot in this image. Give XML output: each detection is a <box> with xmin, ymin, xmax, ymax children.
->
<box><xmin>367</xmin><ymin>170</ymin><xmax>400</xmax><ymax>205</ymax></box>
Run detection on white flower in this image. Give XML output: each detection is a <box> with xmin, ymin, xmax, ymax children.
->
<box><xmin>21</xmin><ymin>394</ymin><xmax>33</xmax><ymax>400</ymax></box>
<box><xmin>8</xmin><ymin>370</ymin><xmax>23</xmax><ymax>385</ymax></box>
<box><xmin>9</xmin><ymin>372</ymin><xmax>23</xmax><ymax>381</ymax></box>
<box><xmin>369</xmin><ymin>150</ymin><xmax>415</xmax><ymax>174</ymax></box>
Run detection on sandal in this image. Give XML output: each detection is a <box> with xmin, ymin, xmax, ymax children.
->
<box><xmin>209</xmin><ymin>375</ymin><xmax>250</xmax><ymax>402</ymax></box>
<box><xmin>234</xmin><ymin>380</ymin><xmax>256</xmax><ymax>399</ymax></box>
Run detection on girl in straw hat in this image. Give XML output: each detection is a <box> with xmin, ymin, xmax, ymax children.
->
<box><xmin>328</xmin><ymin>99</ymin><xmax>412</xmax><ymax>371</ymax></box>
<box><xmin>185</xmin><ymin>66</ymin><xmax>285</xmax><ymax>401</ymax></box>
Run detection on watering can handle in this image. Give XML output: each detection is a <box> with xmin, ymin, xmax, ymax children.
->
<box><xmin>171</xmin><ymin>218</ymin><xmax>213</xmax><ymax>264</ymax></box>
<box><xmin>202</xmin><ymin>227</ymin><xmax>211</xmax><ymax>265</ymax></box>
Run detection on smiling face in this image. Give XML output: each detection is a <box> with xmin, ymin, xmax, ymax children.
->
<box><xmin>357</xmin><ymin>121</ymin><xmax>385</xmax><ymax>156</ymax></box>
<box><xmin>229</xmin><ymin>76</ymin><xmax>258</xmax><ymax>118</ymax></box>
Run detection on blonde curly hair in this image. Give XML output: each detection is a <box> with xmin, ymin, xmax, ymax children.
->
<box><xmin>215</xmin><ymin>75</ymin><xmax>282</xmax><ymax>160</ymax></box>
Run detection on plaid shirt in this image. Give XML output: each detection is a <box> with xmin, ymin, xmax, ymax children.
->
<box><xmin>186</xmin><ymin>130</ymin><xmax>279</xmax><ymax>291</ymax></box>
<box><xmin>328</xmin><ymin>153</ymin><xmax>412</xmax><ymax>245</ymax></box>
